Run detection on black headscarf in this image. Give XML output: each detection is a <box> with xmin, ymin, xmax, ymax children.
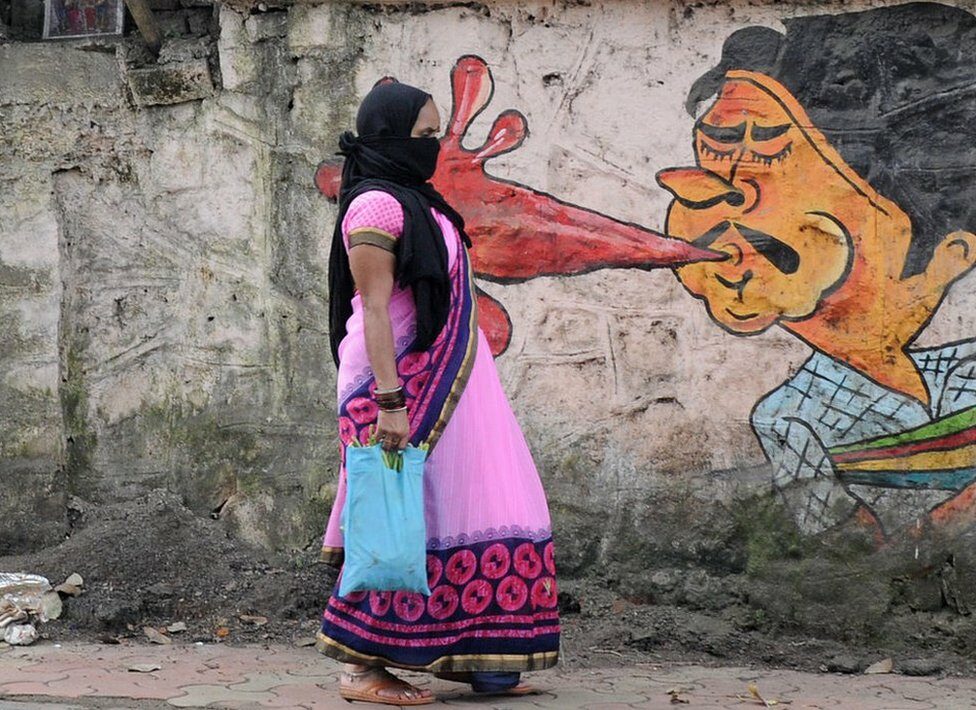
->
<box><xmin>328</xmin><ymin>80</ymin><xmax>471</xmax><ymax>366</ymax></box>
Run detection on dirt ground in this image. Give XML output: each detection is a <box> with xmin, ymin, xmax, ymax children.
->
<box><xmin>3</xmin><ymin>490</ymin><xmax>975</xmax><ymax>679</ymax></box>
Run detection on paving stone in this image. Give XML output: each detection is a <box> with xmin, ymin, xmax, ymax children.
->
<box><xmin>166</xmin><ymin>684</ymin><xmax>276</xmax><ymax>707</ymax></box>
<box><xmin>261</xmin><ymin>681</ymin><xmax>338</xmax><ymax>709</ymax></box>
<box><xmin>2</xmin><ymin>643</ymin><xmax>976</xmax><ymax>709</ymax></box>
<box><xmin>227</xmin><ymin>671</ymin><xmax>308</xmax><ymax>693</ymax></box>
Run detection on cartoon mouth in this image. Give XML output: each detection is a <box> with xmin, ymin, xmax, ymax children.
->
<box><xmin>724</xmin><ymin>308</ymin><xmax>760</xmax><ymax>321</ymax></box>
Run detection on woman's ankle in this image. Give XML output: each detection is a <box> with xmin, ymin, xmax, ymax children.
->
<box><xmin>343</xmin><ymin>662</ymin><xmax>374</xmax><ymax>674</ymax></box>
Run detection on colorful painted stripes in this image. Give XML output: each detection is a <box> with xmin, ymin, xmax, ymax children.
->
<box><xmin>829</xmin><ymin>406</ymin><xmax>976</xmax><ymax>490</ymax></box>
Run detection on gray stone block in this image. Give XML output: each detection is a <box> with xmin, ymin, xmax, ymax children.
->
<box><xmin>127</xmin><ymin>60</ymin><xmax>214</xmax><ymax>106</ymax></box>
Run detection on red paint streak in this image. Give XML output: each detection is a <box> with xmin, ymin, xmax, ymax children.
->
<box><xmin>931</xmin><ymin>482</ymin><xmax>976</xmax><ymax>526</ymax></box>
<box><xmin>830</xmin><ymin>426</ymin><xmax>976</xmax><ymax>465</ymax></box>
<box><xmin>316</xmin><ymin>55</ymin><xmax>724</xmax><ymax>355</ymax></box>
<box><xmin>475</xmin><ymin>289</ymin><xmax>513</xmax><ymax>355</ymax></box>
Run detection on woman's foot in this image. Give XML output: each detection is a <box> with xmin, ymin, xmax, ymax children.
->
<box><xmin>340</xmin><ymin>665</ymin><xmax>435</xmax><ymax>706</ymax></box>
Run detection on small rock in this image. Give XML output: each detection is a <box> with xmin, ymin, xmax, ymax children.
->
<box><xmin>295</xmin><ymin>637</ymin><xmax>317</xmax><ymax>647</ymax></box>
<box><xmin>37</xmin><ymin>592</ymin><xmax>63</xmax><ymax>622</ymax></box>
<box><xmin>4</xmin><ymin>623</ymin><xmax>37</xmax><ymax>646</ymax></box>
<box><xmin>55</xmin><ymin>573</ymin><xmax>84</xmax><ymax>597</ymax></box>
<box><xmin>143</xmin><ymin>626</ymin><xmax>172</xmax><ymax>645</ymax></box>
<box><xmin>239</xmin><ymin>614</ymin><xmax>268</xmax><ymax>627</ymax></box>
<box><xmin>826</xmin><ymin>654</ymin><xmax>863</xmax><ymax>674</ymax></box>
<box><xmin>650</xmin><ymin>569</ymin><xmax>680</xmax><ymax>593</ymax></box>
<box><xmin>899</xmin><ymin>658</ymin><xmax>943</xmax><ymax>676</ymax></box>
<box><xmin>96</xmin><ymin>601</ymin><xmax>140</xmax><ymax>629</ymax></box>
<box><xmin>145</xmin><ymin>583</ymin><xmax>176</xmax><ymax>598</ymax></box>
<box><xmin>128</xmin><ymin>663</ymin><xmax>161</xmax><ymax>673</ymax></box>
<box><xmin>864</xmin><ymin>658</ymin><xmax>893</xmax><ymax>675</ymax></box>
<box><xmin>167</xmin><ymin>622</ymin><xmax>188</xmax><ymax>634</ymax></box>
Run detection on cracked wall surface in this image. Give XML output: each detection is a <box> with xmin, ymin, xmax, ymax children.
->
<box><xmin>3</xmin><ymin>0</ymin><xmax>976</xmax><ymax>643</ymax></box>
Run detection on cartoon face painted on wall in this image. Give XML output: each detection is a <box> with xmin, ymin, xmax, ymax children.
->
<box><xmin>660</xmin><ymin>73</ymin><xmax>858</xmax><ymax>335</ymax></box>
<box><xmin>660</xmin><ymin>70</ymin><xmax>974</xmax><ymax>348</ymax></box>
<box><xmin>659</xmin><ymin>4</ymin><xmax>976</xmax><ymax>538</ymax></box>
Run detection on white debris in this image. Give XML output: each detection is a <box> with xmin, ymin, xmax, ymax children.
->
<box><xmin>4</xmin><ymin>623</ymin><xmax>37</xmax><ymax>646</ymax></box>
<box><xmin>0</xmin><ymin>573</ymin><xmax>52</xmax><ymax>607</ymax></box>
<box><xmin>37</xmin><ymin>592</ymin><xmax>63</xmax><ymax>622</ymax></box>
<box><xmin>55</xmin><ymin>572</ymin><xmax>84</xmax><ymax>597</ymax></box>
<box><xmin>0</xmin><ymin>599</ymin><xmax>28</xmax><ymax>628</ymax></box>
<box><xmin>0</xmin><ymin>572</ymin><xmax>75</xmax><ymax>646</ymax></box>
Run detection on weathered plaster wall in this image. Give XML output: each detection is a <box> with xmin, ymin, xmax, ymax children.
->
<box><xmin>4</xmin><ymin>0</ymin><xmax>976</xmax><ymax>644</ymax></box>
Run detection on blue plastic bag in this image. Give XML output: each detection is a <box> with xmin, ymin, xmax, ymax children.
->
<box><xmin>338</xmin><ymin>444</ymin><xmax>430</xmax><ymax>597</ymax></box>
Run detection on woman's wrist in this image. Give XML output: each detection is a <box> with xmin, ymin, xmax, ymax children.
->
<box><xmin>374</xmin><ymin>384</ymin><xmax>406</xmax><ymax>412</ymax></box>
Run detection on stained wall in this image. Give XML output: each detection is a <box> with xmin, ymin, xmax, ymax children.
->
<box><xmin>3</xmin><ymin>0</ymin><xmax>976</xmax><ymax>640</ymax></box>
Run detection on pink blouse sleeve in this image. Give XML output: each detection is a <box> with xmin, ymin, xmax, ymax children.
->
<box><xmin>341</xmin><ymin>191</ymin><xmax>405</xmax><ymax>252</ymax></box>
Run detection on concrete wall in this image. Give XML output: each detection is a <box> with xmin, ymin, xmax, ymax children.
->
<box><xmin>4</xmin><ymin>0</ymin><xmax>976</xmax><ymax>641</ymax></box>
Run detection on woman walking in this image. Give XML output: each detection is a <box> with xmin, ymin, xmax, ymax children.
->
<box><xmin>318</xmin><ymin>79</ymin><xmax>560</xmax><ymax>706</ymax></box>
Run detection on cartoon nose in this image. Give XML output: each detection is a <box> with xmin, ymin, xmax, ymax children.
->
<box><xmin>656</xmin><ymin>168</ymin><xmax>745</xmax><ymax>210</ymax></box>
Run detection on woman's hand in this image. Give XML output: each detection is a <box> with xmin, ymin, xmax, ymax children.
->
<box><xmin>376</xmin><ymin>409</ymin><xmax>410</xmax><ymax>451</ymax></box>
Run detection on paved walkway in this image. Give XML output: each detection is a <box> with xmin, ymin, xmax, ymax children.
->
<box><xmin>1</xmin><ymin>642</ymin><xmax>975</xmax><ymax>709</ymax></box>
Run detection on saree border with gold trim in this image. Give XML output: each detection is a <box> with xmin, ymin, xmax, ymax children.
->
<box><xmin>319</xmin><ymin>537</ymin><xmax>560</xmax><ymax>672</ymax></box>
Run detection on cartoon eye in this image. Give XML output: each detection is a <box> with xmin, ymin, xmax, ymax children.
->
<box><xmin>699</xmin><ymin>140</ymin><xmax>736</xmax><ymax>162</ymax></box>
<box><xmin>750</xmin><ymin>143</ymin><xmax>793</xmax><ymax>166</ymax></box>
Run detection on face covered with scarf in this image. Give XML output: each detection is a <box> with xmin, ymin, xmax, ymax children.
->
<box><xmin>328</xmin><ymin>80</ymin><xmax>470</xmax><ymax>366</ymax></box>
<box><xmin>339</xmin><ymin>81</ymin><xmax>442</xmax><ymax>187</ymax></box>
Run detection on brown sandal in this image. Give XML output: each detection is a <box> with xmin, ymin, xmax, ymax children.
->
<box><xmin>341</xmin><ymin>667</ymin><xmax>435</xmax><ymax>706</ymax></box>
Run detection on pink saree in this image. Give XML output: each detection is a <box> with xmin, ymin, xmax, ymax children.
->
<box><xmin>318</xmin><ymin>190</ymin><xmax>560</xmax><ymax>672</ymax></box>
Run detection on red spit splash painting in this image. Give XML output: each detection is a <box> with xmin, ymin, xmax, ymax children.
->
<box><xmin>316</xmin><ymin>55</ymin><xmax>723</xmax><ymax>356</ymax></box>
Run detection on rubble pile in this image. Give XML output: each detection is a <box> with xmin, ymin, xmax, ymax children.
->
<box><xmin>0</xmin><ymin>572</ymin><xmax>83</xmax><ymax>645</ymax></box>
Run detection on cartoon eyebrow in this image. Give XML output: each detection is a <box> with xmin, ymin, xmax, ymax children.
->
<box><xmin>698</xmin><ymin>122</ymin><xmax>746</xmax><ymax>143</ymax></box>
<box><xmin>691</xmin><ymin>221</ymin><xmax>732</xmax><ymax>249</ymax></box>
<box><xmin>734</xmin><ymin>224</ymin><xmax>800</xmax><ymax>274</ymax></box>
<box><xmin>750</xmin><ymin>124</ymin><xmax>791</xmax><ymax>141</ymax></box>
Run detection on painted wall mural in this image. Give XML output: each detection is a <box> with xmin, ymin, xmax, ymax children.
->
<box><xmin>661</xmin><ymin>2</ymin><xmax>976</xmax><ymax>540</ymax></box>
<box><xmin>315</xmin><ymin>56</ymin><xmax>724</xmax><ymax>356</ymax></box>
<box><xmin>317</xmin><ymin>3</ymin><xmax>976</xmax><ymax>542</ymax></box>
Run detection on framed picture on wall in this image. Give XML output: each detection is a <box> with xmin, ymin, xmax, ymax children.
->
<box><xmin>43</xmin><ymin>0</ymin><xmax>124</xmax><ymax>39</ymax></box>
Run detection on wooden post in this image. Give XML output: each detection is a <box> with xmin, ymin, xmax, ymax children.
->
<box><xmin>123</xmin><ymin>0</ymin><xmax>162</xmax><ymax>56</ymax></box>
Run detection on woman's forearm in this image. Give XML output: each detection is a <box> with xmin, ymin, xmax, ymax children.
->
<box><xmin>362</xmin><ymin>301</ymin><xmax>400</xmax><ymax>391</ymax></box>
